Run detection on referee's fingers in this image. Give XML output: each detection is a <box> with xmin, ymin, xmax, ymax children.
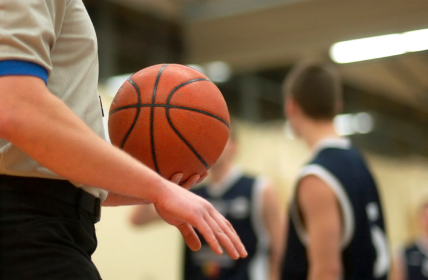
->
<box><xmin>193</xmin><ymin>217</ymin><xmax>223</xmax><ymax>255</ymax></box>
<box><xmin>205</xmin><ymin>214</ymin><xmax>239</xmax><ymax>259</ymax></box>
<box><xmin>209</xmin><ymin>211</ymin><xmax>247</xmax><ymax>259</ymax></box>
<box><xmin>192</xmin><ymin>209</ymin><xmax>247</xmax><ymax>259</ymax></box>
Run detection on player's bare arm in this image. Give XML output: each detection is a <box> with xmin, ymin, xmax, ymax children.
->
<box><xmin>262</xmin><ymin>183</ymin><xmax>285</xmax><ymax>280</ymax></box>
<box><xmin>390</xmin><ymin>253</ymin><xmax>405</xmax><ymax>280</ymax></box>
<box><xmin>298</xmin><ymin>175</ymin><xmax>342</xmax><ymax>280</ymax></box>
<box><xmin>130</xmin><ymin>204</ymin><xmax>161</xmax><ymax>225</ymax></box>
<box><xmin>0</xmin><ymin>75</ymin><xmax>247</xmax><ymax>260</ymax></box>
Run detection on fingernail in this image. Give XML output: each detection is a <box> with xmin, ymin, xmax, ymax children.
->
<box><xmin>242</xmin><ymin>247</ymin><xmax>248</xmax><ymax>257</ymax></box>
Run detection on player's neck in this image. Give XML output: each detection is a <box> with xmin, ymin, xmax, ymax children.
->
<box><xmin>209</xmin><ymin>162</ymin><xmax>234</xmax><ymax>186</ymax></box>
<box><xmin>419</xmin><ymin>234</ymin><xmax>428</xmax><ymax>250</ymax></box>
<box><xmin>300</xmin><ymin>120</ymin><xmax>339</xmax><ymax>150</ymax></box>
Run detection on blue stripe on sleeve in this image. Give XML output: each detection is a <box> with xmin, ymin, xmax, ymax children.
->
<box><xmin>0</xmin><ymin>60</ymin><xmax>48</xmax><ymax>84</ymax></box>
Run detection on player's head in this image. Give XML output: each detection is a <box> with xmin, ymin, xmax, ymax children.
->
<box><xmin>282</xmin><ymin>60</ymin><xmax>343</xmax><ymax>135</ymax></box>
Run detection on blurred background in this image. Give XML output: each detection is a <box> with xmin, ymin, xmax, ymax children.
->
<box><xmin>84</xmin><ymin>0</ymin><xmax>428</xmax><ymax>279</ymax></box>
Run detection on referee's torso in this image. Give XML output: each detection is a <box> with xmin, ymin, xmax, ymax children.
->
<box><xmin>281</xmin><ymin>138</ymin><xmax>389</xmax><ymax>280</ymax></box>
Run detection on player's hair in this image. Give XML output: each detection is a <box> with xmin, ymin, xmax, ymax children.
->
<box><xmin>283</xmin><ymin>60</ymin><xmax>343</xmax><ymax>120</ymax></box>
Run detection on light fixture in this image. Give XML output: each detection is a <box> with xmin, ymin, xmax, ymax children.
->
<box><xmin>334</xmin><ymin>112</ymin><xmax>374</xmax><ymax>136</ymax></box>
<box><xmin>330</xmin><ymin>28</ymin><xmax>428</xmax><ymax>63</ymax></box>
<box><xmin>187</xmin><ymin>61</ymin><xmax>232</xmax><ymax>83</ymax></box>
<box><xmin>204</xmin><ymin>61</ymin><xmax>231</xmax><ymax>83</ymax></box>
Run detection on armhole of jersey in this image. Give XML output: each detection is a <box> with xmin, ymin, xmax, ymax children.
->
<box><xmin>249</xmin><ymin>176</ymin><xmax>270</xmax><ymax>280</ymax></box>
<box><xmin>416</xmin><ymin>239</ymin><xmax>428</xmax><ymax>258</ymax></box>
<box><xmin>292</xmin><ymin>164</ymin><xmax>355</xmax><ymax>248</ymax></box>
<box><xmin>0</xmin><ymin>60</ymin><xmax>48</xmax><ymax>84</ymax></box>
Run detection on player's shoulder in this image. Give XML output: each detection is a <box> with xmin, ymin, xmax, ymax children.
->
<box><xmin>403</xmin><ymin>241</ymin><xmax>421</xmax><ymax>253</ymax></box>
<box><xmin>239</xmin><ymin>174</ymin><xmax>257</xmax><ymax>183</ymax></box>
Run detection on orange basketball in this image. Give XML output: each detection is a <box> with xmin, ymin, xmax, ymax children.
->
<box><xmin>108</xmin><ymin>64</ymin><xmax>230</xmax><ymax>183</ymax></box>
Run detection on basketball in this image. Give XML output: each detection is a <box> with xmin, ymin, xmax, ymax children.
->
<box><xmin>108</xmin><ymin>64</ymin><xmax>230</xmax><ymax>183</ymax></box>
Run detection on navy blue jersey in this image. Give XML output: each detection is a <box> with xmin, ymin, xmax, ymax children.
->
<box><xmin>281</xmin><ymin>139</ymin><xmax>389</xmax><ymax>280</ymax></box>
<box><xmin>184</xmin><ymin>169</ymin><xmax>269</xmax><ymax>280</ymax></box>
<box><xmin>402</xmin><ymin>241</ymin><xmax>428</xmax><ymax>280</ymax></box>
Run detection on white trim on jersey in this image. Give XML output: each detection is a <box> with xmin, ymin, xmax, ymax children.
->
<box><xmin>312</xmin><ymin>137</ymin><xmax>351</xmax><ymax>156</ymax></box>
<box><xmin>249</xmin><ymin>177</ymin><xmax>270</xmax><ymax>280</ymax></box>
<box><xmin>206</xmin><ymin>166</ymin><xmax>242</xmax><ymax>198</ymax></box>
<box><xmin>291</xmin><ymin>164</ymin><xmax>356</xmax><ymax>248</ymax></box>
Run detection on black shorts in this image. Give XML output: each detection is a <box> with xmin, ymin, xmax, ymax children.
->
<box><xmin>0</xmin><ymin>175</ymin><xmax>102</xmax><ymax>280</ymax></box>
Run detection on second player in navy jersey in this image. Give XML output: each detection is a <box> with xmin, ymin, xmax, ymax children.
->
<box><xmin>280</xmin><ymin>60</ymin><xmax>390</xmax><ymax>280</ymax></box>
<box><xmin>184</xmin><ymin>170</ymin><xmax>270</xmax><ymax>280</ymax></box>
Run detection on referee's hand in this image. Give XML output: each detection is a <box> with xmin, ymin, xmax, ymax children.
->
<box><xmin>153</xmin><ymin>177</ymin><xmax>248</xmax><ymax>259</ymax></box>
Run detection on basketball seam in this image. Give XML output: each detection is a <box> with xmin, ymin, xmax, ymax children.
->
<box><xmin>169</xmin><ymin>106</ymin><xmax>229</xmax><ymax>128</ymax></box>
<box><xmin>150</xmin><ymin>64</ymin><xmax>168</xmax><ymax>174</ymax></box>
<box><xmin>119</xmin><ymin>78</ymin><xmax>141</xmax><ymax>149</ymax></box>
<box><xmin>110</xmin><ymin>104</ymin><xmax>229</xmax><ymax>128</ymax></box>
<box><xmin>165</xmin><ymin>78</ymin><xmax>216</xmax><ymax>169</ymax></box>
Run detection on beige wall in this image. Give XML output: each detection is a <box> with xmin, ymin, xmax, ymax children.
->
<box><xmin>93</xmin><ymin>206</ymin><xmax>182</xmax><ymax>280</ymax></box>
<box><xmin>94</xmin><ymin>93</ymin><xmax>428</xmax><ymax>280</ymax></box>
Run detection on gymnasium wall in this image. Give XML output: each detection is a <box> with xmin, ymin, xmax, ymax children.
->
<box><xmin>93</xmin><ymin>92</ymin><xmax>428</xmax><ymax>280</ymax></box>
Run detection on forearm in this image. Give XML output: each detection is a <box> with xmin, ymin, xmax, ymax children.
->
<box><xmin>307</xmin><ymin>265</ymin><xmax>341</xmax><ymax>280</ymax></box>
<box><xmin>267</xmin><ymin>222</ymin><xmax>284</xmax><ymax>280</ymax></box>
<box><xmin>129</xmin><ymin>204</ymin><xmax>162</xmax><ymax>225</ymax></box>
<box><xmin>262</xmin><ymin>184</ymin><xmax>285</xmax><ymax>280</ymax></box>
<box><xmin>102</xmin><ymin>193</ymin><xmax>151</xmax><ymax>206</ymax></box>
<box><xmin>268</xmin><ymin>250</ymin><xmax>282</xmax><ymax>280</ymax></box>
<box><xmin>0</xmin><ymin>76</ymin><xmax>166</xmax><ymax>203</ymax></box>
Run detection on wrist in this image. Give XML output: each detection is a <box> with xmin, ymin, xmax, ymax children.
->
<box><xmin>142</xmin><ymin>174</ymin><xmax>170</xmax><ymax>205</ymax></box>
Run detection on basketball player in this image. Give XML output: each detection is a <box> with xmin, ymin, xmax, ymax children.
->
<box><xmin>280</xmin><ymin>61</ymin><xmax>390</xmax><ymax>280</ymax></box>
<box><xmin>0</xmin><ymin>1</ymin><xmax>246</xmax><ymax>279</ymax></box>
<box><xmin>130</xmin><ymin>131</ymin><xmax>285</xmax><ymax>280</ymax></box>
<box><xmin>391</xmin><ymin>202</ymin><xmax>428</xmax><ymax>280</ymax></box>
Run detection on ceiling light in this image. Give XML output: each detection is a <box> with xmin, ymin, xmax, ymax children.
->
<box><xmin>330</xmin><ymin>28</ymin><xmax>428</xmax><ymax>63</ymax></box>
<box><xmin>403</xmin><ymin>29</ymin><xmax>428</xmax><ymax>52</ymax></box>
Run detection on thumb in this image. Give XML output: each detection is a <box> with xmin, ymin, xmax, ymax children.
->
<box><xmin>176</xmin><ymin>222</ymin><xmax>202</xmax><ymax>251</ymax></box>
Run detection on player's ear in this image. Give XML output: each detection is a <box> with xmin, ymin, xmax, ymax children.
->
<box><xmin>335</xmin><ymin>99</ymin><xmax>343</xmax><ymax>115</ymax></box>
<box><xmin>285</xmin><ymin>95</ymin><xmax>296</xmax><ymax>118</ymax></box>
